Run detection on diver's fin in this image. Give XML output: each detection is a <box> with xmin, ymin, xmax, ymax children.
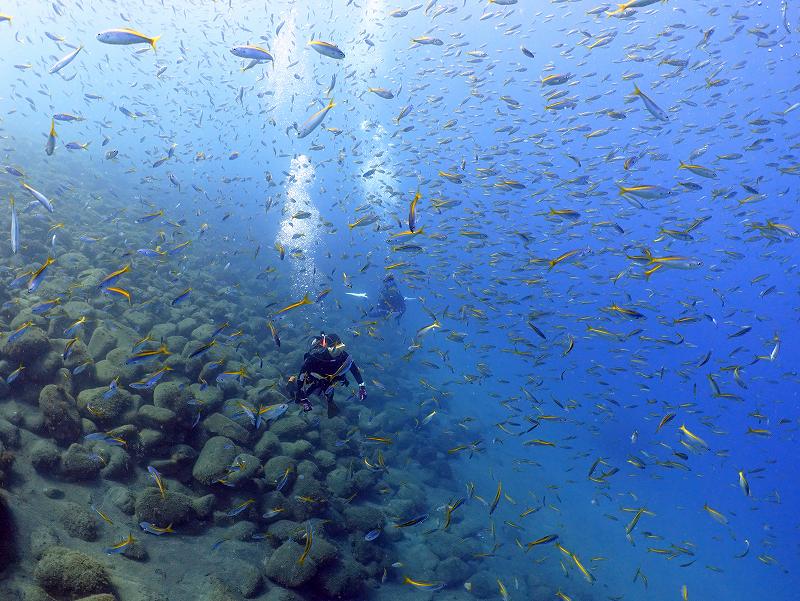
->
<box><xmin>327</xmin><ymin>398</ymin><xmax>340</xmax><ymax>418</ymax></box>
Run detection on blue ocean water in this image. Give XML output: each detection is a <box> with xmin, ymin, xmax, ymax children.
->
<box><xmin>0</xmin><ymin>0</ymin><xmax>798</xmax><ymax>600</ymax></box>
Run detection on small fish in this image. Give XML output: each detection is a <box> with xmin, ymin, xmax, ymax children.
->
<box><xmin>268</xmin><ymin>321</ymin><xmax>281</xmax><ymax>347</ymax></box>
<box><xmin>188</xmin><ymin>339</ymin><xmax>216</xmax><ymax>359</ymax></box>
<box><xmin>139</xmin><ymin>522</ymin><xmax>174</xmax><ymax>535</ymax></box>
<box><xmin>97</xmin><ymin>28</ymin><xmax>161</xmax><ymax>50</ymax></box>
<box><xmin>309</xmin><ymin>40</ymin><xmax>345</xmax><ymax>59</ymax></box>
<box><xmin>6</xmin><ymin>364</ymin><xmax>24</xmax><ymax>384</ymax></box>
<box><xmin>91</xmin><ymin>504</ymin><xmax>114</xmax><ymax>525</ymax></box>
<box><xmin>105</xmin><ymin>533</ymin><xmax>135</xmax><ymax>554</ymax></box>
<box><xmin>147</xmin><ymin>466</ymin><xmax>167</xmax><ymax>498</ymax></box>
<box><xmin>738</xmin><ymin>470</ymin><xmax>751</xmax><ymax>497</ymax></box>
<box><xmin>394</xmin><ymin>513</ymin><xmax>429</xmax><ymax>528</ymax></box>
<box><xmin>403</xmin><ymin>576</ymin><xmax>443</xmax><ymax>591</ymax></box>
<box><xmin>27</xmin><ymin>257</ymin><xmax>55</xmax><ymax>293</ymax></box>
<box><xmin>276</xmin><ymin>467</ymin><xmax>292</xmax><ymax>491</ymax></box>
<box><xmin>632</xmin><ymin>83</ymin><xmax>669</xmax><ymax>121</ymax></box>
<box><xmin>98</xmin><ymin>264</ymin><xmax>131</xmax><ymax>289</ymax></box>
<box><xmin>526</xmin><ymin>534</ymin><xmax>559</xmax><ymax>550</ymax></box>
<box><xmin>227</xmin><ymin>498</ymin><xmax>255</xmax><ymax>517</ymax></box>
<box><xmin>171</xmin><ymin>288</ymin><xmax>192</xmax><ymax>306</ymax></box>
<box><xmin>297</xmin><ymin>100</ymin><xmax>335</xmax><ymax>138</ymax></box>
<box><xmin>125</xmin><ymin>344</ymin><xmax>170</xmax><ymax>364</ymax></box>
<box><xmin>45</xmin><ymin>119</ymin><xmax>57</xmax><ymax>156</ymax></box>
<box><xmin>6</xmin><ymin>321</ymin><xmax>33</xmax><ymax>345</ymax></box>
<box><xmin>63</xmin><ymin>316</ymin><xmax>87</xmax><ymax>337</ymax></box>
<box><xmin>489</xmin><ymin>481</ymin><xmax>502</xmax><ymax>514</ymax></box>
<box><xmin>297</xmin><ymin>523</ymin><xmax>313</xmax><ymax>564</ymax></box>
<box><xmin>84</xmin><ymin>432</ymin><xmax>126</xmax><ymax>447</ymax></box>
<box><xmin>21</xmin><ymin>182</ymin><xmax>54</xmax><ymax>213</ymax></box>
<box><xmin>364</xmin><ymin>529</ymin><xmax>381</xmax><ymax>541</ymax></box>
<box><xmin>275</xmin><ymin>294</ymin><xmax>313</xmax><ymax>315</ymax></box>
<box><xmin>230</xmin><ymin>45</ymin><xmax>273</xmax><ymax>62</ymax></box>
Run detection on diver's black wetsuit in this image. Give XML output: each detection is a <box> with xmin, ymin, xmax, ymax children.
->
<box><xmin>295</xmin><ymin>348</ymin><xmax>364</xmax><ymax>417</ymax></box>
<box><xmin>369</xmin><ymin>277</ymin><xmax>406</xmax><ymax>320</ymax></box>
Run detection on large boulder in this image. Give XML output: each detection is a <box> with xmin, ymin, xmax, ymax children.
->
<box><xmin>263</xmin><ymin>541</ymin><xmax>317</xmax><ymax>588</ymax></box>
<box><xmin>135</xmin><ymin>488</ymin><xmax>195</xmax><ymax>526</ymax></box>
<box><xmin>38</xmin><ymin>385</ymin><xmax>81</xmax><ymax>446</ymax></box>
<box><xmin>202</xmin><ymin>413</ymin><xmax>250</xmax><ymax>443</ymax></box>
<box><xmin>192</xmin><ymin>436</ymin><xmax>236</xmax><ymax>485</ymax></box>
<box><xmin>34</xmin><ymin>547</ymin><xmax>112</xmax><ymax>599</ymax></box>
<box><xmin>2</xmin><ymin>325</ymin><xmax>50</xmax><ymax>363</ymax></box>
<box><xmin>76</xmin><ymin>386</ymin><xmax>135</xmax><ymax>424</ymax></box>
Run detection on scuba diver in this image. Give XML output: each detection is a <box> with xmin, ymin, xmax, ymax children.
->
<box><xmin>368</xmin><ymin>274</ymin><xmax>406</xmax><ymax>320</ymax></box>
<box><xmin>294</xmin><ymin>332</ymin><xmax>367</xmax><ymax>418</ymax></box>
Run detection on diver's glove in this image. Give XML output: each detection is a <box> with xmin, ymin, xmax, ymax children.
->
<box><xmin>358</xmin><ymin>384</ymin><xmax>367</xmax><ymax>401</ymax></box>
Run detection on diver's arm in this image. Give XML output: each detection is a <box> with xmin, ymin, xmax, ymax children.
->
<box><xmin>349</xmin><ymin>361</ymin><xmax>364</xmax><ymax>386</ymax></box>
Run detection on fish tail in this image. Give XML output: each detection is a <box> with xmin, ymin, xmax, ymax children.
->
<box><xmin>150</xmin><ymin>35</ymin><xmax>161</xmax><ymax>52</ymax></box>
<box><xmin>327</xmin><ymin>98</ymin><xmax>336</xmax><ymax>109</ymax></box>
<box><xmin>632</xmin><ymin>83</ymin><xmax>641</xmax><ymax>96</ymax></box>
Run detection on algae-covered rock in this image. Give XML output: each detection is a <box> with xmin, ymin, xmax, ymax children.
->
<box><xmin>253</xmin><ymin>430</ymin><xmax>280</xmax><ymax>460</ymax></box>
<box><xmin>59</xmin><ymin>502</ymin><xmax>98</xmax><ymax>542</ymax></box>
<box><xmin>0</xmin><ymin>417</ymin><xmax>20</xmax><ymax>448</ymax></box>
<box><xmin>317</xmin><ymin>558</ymin><xmax>366</xmax><ymax>599</ymax></box>
<box><xmin>280</xmin><ymin>439</ymin><xmax>312</xmax><ymax>460</ymax></box>
<box><xmin>191</xmin><ymin>494</ymin><xmax>216</xmax><ymax>519</ymax></box>
<box><xmin>34</xmin><ymin>546</ymin><xmax>112</xmax><ymax>598</ymax></box>
<box><xmin>192</xmin><ymin>436</ymin><xmax>237</xmax><ymax>485</ymax></box>
<box><xmin>263</xmin><ymin>540</ymin><xmax>317</xmax><ymax>587</ymax></box>
<box><xmin>99</xmin><ymin>446</ymin><xmax>130</xmax><ymax>481</ymax></box>
<box><xmin>344</xmin><ymin>505</ymin><xmax>385</xmax><ymax>531</ymax></box>
<box><xmin>74</xmin><ymin>595</ymin><xmax>118</xmax><ymax>601</ymax></box>
<box><xmin>87</xmin><ymin>326</ymin><xmax>117</xmax><ymax>360</ymax></box>
<box><xmin>106</xmin><ymin>486</ymin><xmax>135</xmax><ymax>515</ymax></box>
<box><xmin>153</xmin><ymin>381</ymin><xmax>194</xmax><ymax>421</ymax></box>
<box><xmin>203</xmin><ymin>412</ymin><xmax>250</xmax><ymax>443</ymax></box>
<box><xmin>262</xmin><ymin>587</ymin><xmax>304</xmax><ymax>601</ymax></box>
<box><xmin>325</xmin><ymin>467</ymin><xmax>354</xmax><ymax>498</ymax></box>
<box><xmin>39</xmin><ymin>385</ymin><xmax>81</xmax><ymax>445</ymax></box>
<box><xmin>139</xmin><ymin>428</ymin><xmax>166</xmax><ymax>454</ymax></box>
<box><xmin>137</xmin><ymin>405</ymin><xmax>177</xmax><ymax>430</ymax></box>
<box><xmin>0</xmin><ymin>494</ymin><xmax>15</xmax><ymax>572</ymax></box>
<box><xmin>224</xmin><ymin>453</ymin><xmax>261</xmax><ymax>487</ymax></box>
<box><xmin>135</xmin><ymin>488</ymin><xmax>195</xmax><ymax>526</ymax></box>
<box><xmin>435</xmin><ymin>556</ymin><xmax>470</xmax><ymax>585</ymax></box>
<box><xmin>262</xmin><ymin>456</ymin><xmax>295</xmax><ymax>494</ymax></box>
<box><xmin>30</xmin><ymin>439</ymin><xmax>60</xmax><ymax>473</ymax></box>
<box><xmin>267</xmin><ymin>520</ymin><xmax>304</xmax><ymax>543</ymax></box>
<box><xmin>97</xmin><ymin>347</ymin><xmax>141</xmax><ymax>382</ymax></box>
<box><xmin>269</xmin><ymin>414</ymin><xmax>306</xmax><ymax>441</ymax></box>
<box><xmin>60</xmin><ymin>444</ymin><xmax>101</xmax><ymax>480</ymax></box>
<box><xmin>312</xmin><ymin>449</ymin><xmax>336</xmax><ymax>471</ymax></box>
<box><xmin>221</xmin><ymin>558</ymin><xmax>263</xmax><ymax>598</ymax></box>
<box><xmin>2</xmin><ymin>325</ymin><xmax>50</xmax><ymax>363</ymax></box>
<box><xmin>469</xmin><ymin>570</ymin><xmax>497</xmax><ymax>599</ymax></box>
<box><xmin>77</xmin><ymin>386</ymin><xmax>134</xmax><ymax>424</ymax></box>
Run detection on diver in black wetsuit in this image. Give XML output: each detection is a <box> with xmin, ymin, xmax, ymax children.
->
<box><xmin>294</xmin><ymin>332</ymin><xmax>366</xmax><ymax>418</ymax></box>
<box><xmin>368</xmin><ymin>274</ymin><xmax>406</xmax><ymax>320</ymax></box>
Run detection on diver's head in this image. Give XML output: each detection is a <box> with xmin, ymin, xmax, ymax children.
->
<box><xmin>318</xmin><ymin>332</ymin><xmax>345</xmax><ymax>357</ymax></box>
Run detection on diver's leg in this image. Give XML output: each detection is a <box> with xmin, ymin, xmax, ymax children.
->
<box><xmin>325</xmin><ymin>389</ymin><xmax>340</xmax><ymax>418</ymax></box>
